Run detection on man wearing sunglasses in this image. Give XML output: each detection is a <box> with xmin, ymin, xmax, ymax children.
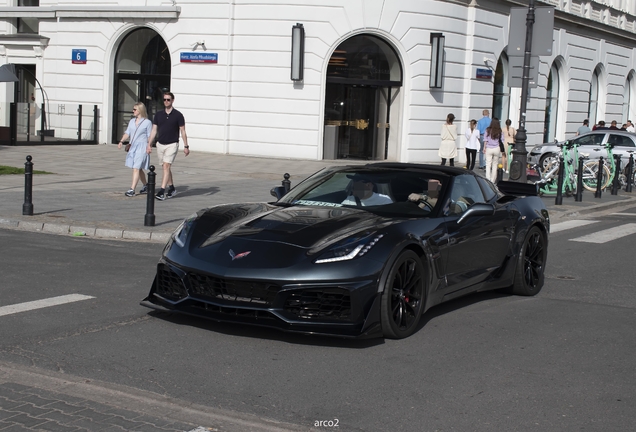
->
<box><xmin>147</xmin><ymin>91</ymin><xmax>190</xmax><ymax>200</ymax></box>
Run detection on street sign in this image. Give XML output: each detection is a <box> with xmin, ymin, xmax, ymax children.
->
<box><xmin>476</xmin><ymin>68</ymin><xmax>493</xmax><ymax>79</ymax></box>
<box><xmin>508</xmin><ymin>6</ymin><xmax>555</xmax><ymax>57</ymax></box>
<box><xmin>72</xmin><ymin>49</ymin><xmax>87</xmax><ymax>64</ymax></box>
<box><xmin>180</xmin><ymin>52</ymin><xmax>218</xmax><ymax>63</ymax></box>
<box><xmin>508</xmin><ymin>56</ymin><xmax>539</xmax><ymax>88</ymax></box>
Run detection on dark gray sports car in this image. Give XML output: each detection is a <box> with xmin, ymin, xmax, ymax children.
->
<box><xmin>141</xmin><ymin>163</ymin><xmax>550</xmax><ymax>339</ymax></box>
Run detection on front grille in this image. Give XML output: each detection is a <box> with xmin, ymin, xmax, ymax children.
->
<box><xmin>187</xmin><ymin>273</ymin><xmax>279</xmax><ymax>306</ymax></box>
<box><xmin>156</xmin><ymin>264</ymin><xmax>188</xmax><ymax>300</ymax></box>
<box><xmin>284</xmin><ymin>288</ymin><xmax>351</xmax><ymax>320</ymax></box>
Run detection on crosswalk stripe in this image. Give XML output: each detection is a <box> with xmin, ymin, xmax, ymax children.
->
<box><xmin>569</xmin><ymin>223</ymin><xmax>636</xmax><ymax>244</ymax></box>
<box><xmin>0</xmin><ymin>294</ymin><xmax>95</xmax><ymax>317</ymax></box>
<box><xmin>550</xmin><ymin>220</ymin><xmax>599</xmax><ymax>233</ymax></box>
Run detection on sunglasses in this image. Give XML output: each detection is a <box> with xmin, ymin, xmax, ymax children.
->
<box><xmin>163</xmin><ymin>98</ymin><xmax>172</xmax><ymax>101</ymax></box>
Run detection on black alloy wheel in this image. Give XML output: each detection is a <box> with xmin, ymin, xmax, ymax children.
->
<box><xmin>511</xmin><ymin>226</ymin><xmax>547</xmax><ymax>296</ymax></box>
<box><xmin>380</xmin><ymin>250</ymin><xmax>426</xmax><ymax>339</ymax></box>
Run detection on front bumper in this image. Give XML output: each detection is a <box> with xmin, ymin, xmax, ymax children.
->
<box><xmin>141</xmin><ymin>260</ymin><xmax>384</xmax><ymax>338</ymax></box>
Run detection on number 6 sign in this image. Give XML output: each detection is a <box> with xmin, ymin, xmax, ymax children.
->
<box><xmin>72</xmin><ymin>49</ymin><xmax>87</xmax><ymax>64</ymax></box>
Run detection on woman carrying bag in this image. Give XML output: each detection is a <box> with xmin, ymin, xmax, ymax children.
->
<box><xmin>117</xmin><ymin>102</ymin><xmax>152</xmax><ymax>197</ymax></box>
<box><xmin>439</xmin><ymin>113</ymin><xmax>458</xmax><ymax>166</ymax></box>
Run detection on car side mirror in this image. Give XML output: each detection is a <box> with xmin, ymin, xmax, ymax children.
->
<box><xmin>270</xmin><ymin>186</ymin><xmax>286</xmax><ymax>200</ymax></box>
<box><xmin>457</xmin><ymin>203</ymin><xmax>495</xmax><ymax>224</ymax></box>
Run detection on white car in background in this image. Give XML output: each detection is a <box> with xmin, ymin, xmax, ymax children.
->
<box><xmin>528</xmin><ymin>130</ymin><xmax>636</xmax><ymax>169</ymax></box>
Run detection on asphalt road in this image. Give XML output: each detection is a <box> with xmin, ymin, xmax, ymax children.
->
<box><xmin>1</xmin><ymin>207</ymin><xmax>636</xmax><ymax>431</ymax></box>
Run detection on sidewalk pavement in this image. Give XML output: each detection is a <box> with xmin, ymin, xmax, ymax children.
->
<box><xmin>1</xmin><ymin>144</ymin><xmax>635</xmax><ymax>242</ymax></box>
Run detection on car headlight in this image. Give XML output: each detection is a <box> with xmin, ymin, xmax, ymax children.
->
<box><xmin>173</xmin><ymin>213</ymin><xmax>198</xmax><ymax>247</ymax></box>
<box><xmin>530</xmin><ymin>146</ymin><xmax>543</xmax><ymax>155</ymax></box>
<box><xmin>314</xmin><ymin>233</ymin><xmax>384</xmax><ymax>264</ymax></box>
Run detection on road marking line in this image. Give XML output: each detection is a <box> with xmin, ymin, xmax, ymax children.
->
<box><xmin>0</xmin><ymin>294</ymin><xmax>95</xmax><ymax>317</ymax></box>
<box><xmin>569</xmin><ymin>223</ymin><xmax>636</xmax><ymax>244</ymax></box>
<box><xmin>550</xmin><ymin>219</ymin><xmax>598</xmax><ymax>233</ymax></box>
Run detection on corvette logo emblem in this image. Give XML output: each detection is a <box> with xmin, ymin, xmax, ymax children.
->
<box><xmin>229</xmin><ymin>249</ymin><xmax>251</xmax><ymax>261</ymax></box>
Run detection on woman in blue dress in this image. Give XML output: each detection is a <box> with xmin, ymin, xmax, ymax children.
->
<box><xmin>117</xmin><ymin>102</ymin><xmax>152</xmax><ymax>196</ymax></box>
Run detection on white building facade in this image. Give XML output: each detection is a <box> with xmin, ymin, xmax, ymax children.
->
<box><xmin>2</xmin><ymin>0</ymin><xmax>636</xmax><ymax>162</ymax></box>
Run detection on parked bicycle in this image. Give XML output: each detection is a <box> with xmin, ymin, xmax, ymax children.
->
<box><xmin>534</xmin><ymin>141</ymin><xmax>578</xmax><ymax>197</ymax></box>
<box><xmin>580</xmin><ymin>142</ymin><xmax>630</xmax><ymax>192</ymax></box>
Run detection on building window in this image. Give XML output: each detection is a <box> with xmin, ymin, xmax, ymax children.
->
<box><xmin>623</xmin><ymin>74</ymin><xmax>634</xmax><ymax>124</ymax></box>
<box><xmin>588</xmin><ymin>68</ymin><xmax>599</xmax><ymax>126</ymax></box>
<box><xmin>492</xmin><ymin>54</ymin><xmax>510</xmax><ymax>122</ymax></box>
<box><xmin>543</xmin><ymin>63</ymin><xmax>559</xmax><ymax>143</ymax></box>
<box><xmin>18</xmin><ymin>0</ymin><xmax>39</xmax><ymax>34</ymax></box>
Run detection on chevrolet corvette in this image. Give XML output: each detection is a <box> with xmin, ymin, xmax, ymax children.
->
<box><xmin>141</xmin><ymin>163</ymin><xmax>549</xmax><ymax>339</ymax></box>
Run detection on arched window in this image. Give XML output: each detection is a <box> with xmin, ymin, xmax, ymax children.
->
<box><xmin>543</xmin><ymin>63</ymin><xmax>559</xmax><ymax>143</ymax></box>
<box><xmin>623</xmin><ymin>73</ymin><xmax>636</xmax><ymax>124</ymax></box>
<box><xmin>112</xmin><ymin>28</ymin><xmax>171</xmax><ymax>143</ymax></box>
<box><xmin>492</xmin><ymin>53</ymin><xmax>510</xmax><ymax>122</ymax></box>
<box><xmin>324</xmin><ymin>35</ymin><xmax>403</xmax><ymax>160</ymax></box>
<box><xmin>589</xmin><ymin>68</ymin><xmax>599</xmax><ymax>126</ymax></box>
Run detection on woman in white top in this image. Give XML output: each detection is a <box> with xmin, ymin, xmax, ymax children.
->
<box><xmin>464</xmin><ymin>119</ymin><xmax>480</xmax><ymax>170</ymax></box>
<box><xmin>439</xmin><ymin>113</ymin><xmax>458</xmax><ymax>166</ymax></box>
<box><xmin>502</xmin><ymin>119</ymin><xmax>516</xmax><ymax>172</ymax></box>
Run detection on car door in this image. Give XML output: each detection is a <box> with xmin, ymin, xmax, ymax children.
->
<box><xmin>572</xmin><ymin>132</ymin><xmax>606</xmax><ymax>159</ymax></box>
<box><xmin>438</xmin><ymin>175</ymin><xmax>514</xmax><ymax>295</ymax></box>
<box><xmin>606</xmin><ymin>133</ymin><xmax>636</xmax><ymax>162</ymax></box>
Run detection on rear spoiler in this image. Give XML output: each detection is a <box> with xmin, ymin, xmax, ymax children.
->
<box><xmin>496</xmin><ymin>180</ymin><xmax>537</xmax><ymax>196</ymax></box>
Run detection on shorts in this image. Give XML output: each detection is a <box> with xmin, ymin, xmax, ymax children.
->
<box><xmin>156</xmin><ymin>142</ymin><xmax>178</xmax><ymax>164</ymax></box>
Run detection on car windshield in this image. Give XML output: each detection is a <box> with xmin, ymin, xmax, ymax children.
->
<box><xmin>277</xmin><ymin>168</ymin><xmax>448</xmax><ymax>216</ymax></box>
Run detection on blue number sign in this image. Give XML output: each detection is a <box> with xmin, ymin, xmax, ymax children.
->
<box><xmin>72</xmin><ymin>49</ymin><xmax>87</xmax><ymax>64</ymax></box>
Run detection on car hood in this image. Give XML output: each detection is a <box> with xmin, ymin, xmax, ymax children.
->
<box><xmin>190</xmin><ymin>203</ymin><xmax>392</xmax><ymax>251</ymax></box>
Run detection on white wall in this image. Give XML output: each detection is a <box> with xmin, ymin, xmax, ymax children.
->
<box><xmin>3</xmin><ymin>0</ymin><xmax>636</xmax><ymax>161</ymax></box>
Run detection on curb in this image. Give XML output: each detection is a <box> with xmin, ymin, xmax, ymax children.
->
<box><xmin>0</xmin><ymin>218</ymin><xmax>172</xmax><ymax>243</ymax></box>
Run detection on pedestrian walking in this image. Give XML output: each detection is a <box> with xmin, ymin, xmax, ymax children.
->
<box><xmin>502</xmin><ymin>119</ymin><xmax>516</xmax><ymax>173</ymax></box>
<box><xmin>483</xmin><ymin>118</ymin><xmax>502</xmax><ymax>183</ymax></box>
<box><xmin>476</xmin><ymin>109</ymin><xmax>491</xmax><ymax>169</ymax></box>
<box><xmin>117</xmin><ymin>102</ymin><xmax>152</xmax><ymax>197</ymax></box>
<box><xmin>464</xmin><ymin>119</ymin><xmax>479</xmax><ymax>170</ymax></box>
<box><xmin>147</xmin><ymin>91</ymin><xmax>190</xmax><ymax>200</ymax></box>
<box><xmin>627</xmin><ymin>120</ymin><xmax>635</xmax><ymax>133</ymax></box>
<box><xmin>439</xmin><ymin>113</ymin><xmax>458</xmax><ymax>166</ymax></box>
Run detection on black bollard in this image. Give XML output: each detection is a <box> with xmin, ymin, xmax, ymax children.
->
<box><xmin>575</xmin><ymin>157</ymin><xmax>584</xmax><ymax>202</ymax></box>
<box><xmin>22</xmin><ymin>155</ymin><xmax>34</xmax><ymax>215</ymax></box>
<box><xmin>496</xmin><ymin>165</ymin><xmax>503</xmax><ymax>184</ymax></box>
<box><xmin>282</xmin><ymin>173</ymin><xmax>291</xmax><ymax>193</ymax></box>
<box><xmin>594</xmin><ymin>157</ymin><xmax>604</xmax><ymax>198</ymax></box>
<box><xmin>555</xmin><ymin>155</ymin><xmax>564</xmax><ymax>205</ymax></box>
<box><xmin>611</xmin><ymin>155</ymin><xmax>621</xmax><ymax>195</ymax></box>
<box><xmin>626</xmin><ymin>153</ymin><xmax>634</xmax><ymax>193</ymax></box>
<box><xmin>144</xmin><ymin>166</ymin><xmax>156</xmax><ymax>227</ymax></box>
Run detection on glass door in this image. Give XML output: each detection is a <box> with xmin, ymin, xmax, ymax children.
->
<box><xmin>325</xmin><ymin>84</ymin><xmax>378</xmax><ymax>159</ymax></box>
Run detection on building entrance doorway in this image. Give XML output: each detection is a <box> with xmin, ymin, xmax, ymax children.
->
<box><xmin>112</xmin><ymin>28</ymin><xmax>170</xmax><ymax>143</ymax></box>
<box><xmin>324</xmin><ymin>35</ymin><xmax>402</xmax><ymax>160</ymax></box>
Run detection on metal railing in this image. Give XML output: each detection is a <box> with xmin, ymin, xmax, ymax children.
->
<box><xmin>0</xmin><ymin>102</ymin><xmax>99</xmax><ymax>145</ymax></box>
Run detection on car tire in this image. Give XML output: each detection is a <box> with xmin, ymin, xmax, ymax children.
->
<box><xmin>380</xmin><ymin>250</ymin><xmax>426</xmax><ymax>339</ymax></box>
<box><xmin>539</xmin><ymin>153</ymin><xmax>557</xmax><ymax>171</ymax></box>
<box><xmin>510</xmin><ymin>226</ymin><xmax>547</xmax><ymax>296</ymax></box>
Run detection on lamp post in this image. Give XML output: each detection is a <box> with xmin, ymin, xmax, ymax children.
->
<box><xmin>509</xmin><ymin>0</ymin><xmax>536</xmax><ymax>183</ymax></box>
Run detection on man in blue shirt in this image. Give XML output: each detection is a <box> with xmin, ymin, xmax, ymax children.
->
<box><xmin>476</xmin><ymin>109</ymin><xmax>491</xmax><ymax>169</ymax></box>
<box><xmin>147</xmin><ymin>92</ymin><xmax>190</xmax><ymax>200</ymax></box>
